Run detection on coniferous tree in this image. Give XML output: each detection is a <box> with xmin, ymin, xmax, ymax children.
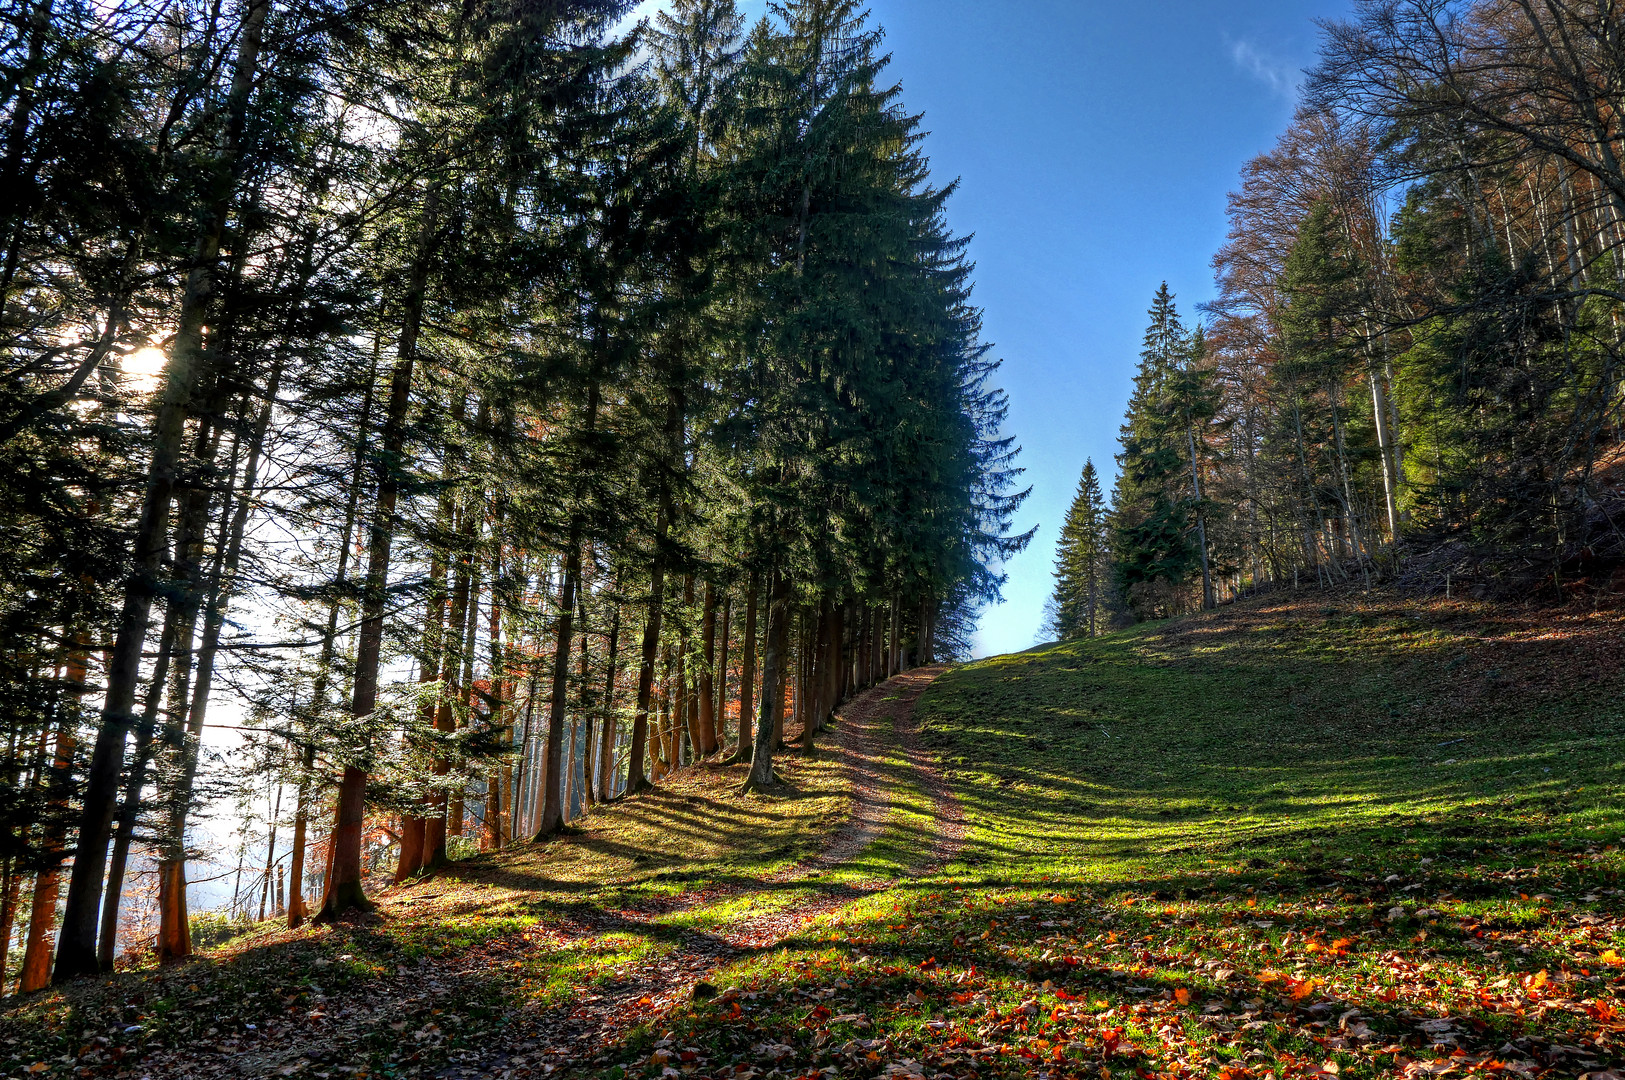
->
<box><xmin>1047</xmin><ymin>460</ymin><xmax>1109</xmax><ymax>640</ymax></box>
<box><xmin>1111</xmin><ymin>285</ymin><xmax>1203</xmax><ymax>620</ymax></box>
<box><xmin>1</xmin><ymin>0</ymin><xmax>1029</xmax><ymax>982</ymax></box>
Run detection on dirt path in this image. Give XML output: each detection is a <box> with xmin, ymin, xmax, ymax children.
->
<box><xmin>124</xmin><ymin>669</ymin><xmax>957</xmax><ymax>1080</ymax></box>
<box><xmin>438</xmin><ymin>666</ymin><xmax>961</xmax><ymax>1079</ymax></box>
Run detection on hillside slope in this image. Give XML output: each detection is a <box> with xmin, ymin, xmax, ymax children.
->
<box><xmin>5</xmin><ymin>590</ymin><xmax>1623</xmax><ymax>1080</ymax></box>
<box><xmin>636</xmin><ymin>589</ymin><xmax>1625</xmax><ymax>1080</ymax></box>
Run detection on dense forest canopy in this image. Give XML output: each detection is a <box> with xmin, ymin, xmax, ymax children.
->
<box><xmin>0</xmin><ymin>0</ymin><xmax>1032</xmax><ymax>985</ymax></box>
<box><xmin>1048</xmin><ymin>0</ymin><xmax>1625</xmax><ymax>633</ymax></box>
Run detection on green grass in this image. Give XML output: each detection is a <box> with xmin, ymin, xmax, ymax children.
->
<box><xmin>0</xmin><ymin>748</ymin><xmax>851</xmax><ymax>1079</ymax></box>
<box><xmin>609</xmin><ymin>590</ymin><xmax>1625</xmax><ymax>1080</ymax></box>
<box><xmin>8</xmin><ymin>590</ymin><xmax>1624</xmax><ymax>1080</ymax></box>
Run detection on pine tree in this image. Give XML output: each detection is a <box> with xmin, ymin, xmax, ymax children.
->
<box><xmin>1111</xmin><ymin>284</ymin><xmax>1201</xmax><ymax>620</ymax></box>
<box><xmin>0</xmin><ymin>0</ymin><xmax>1031</xmax><ymax>984</ymax></box>
<box><xmin>1048</xmin><ymin>460</ymin><xmax>1108</xmax><ymax>640</ymax></box>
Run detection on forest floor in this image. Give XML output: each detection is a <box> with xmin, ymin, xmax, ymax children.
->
<box><xmin>5</xmin><ymin>587</ymin><xmax>1625</xmax><ymax>1080</ymax></box>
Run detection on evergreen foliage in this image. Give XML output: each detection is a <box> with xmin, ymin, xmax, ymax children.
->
<box><xmin>1044</xmin><ymin>460</ymin><xmax>1108</xmax><ymax>641</ymax></box>
<box><xmin>0</xmin><ymin>0</ymin><xmax>1029</xmax><ymax>980</ymax></box>
<box><xmin>1100</xmin><ymin>2</ymin><xmax>1625</xmax><ymax>622</ymax></box>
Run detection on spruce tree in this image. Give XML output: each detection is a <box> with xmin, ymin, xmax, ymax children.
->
<box><xmin>1048</xmin><ymin>459</ymin><xmax>1108</xmax><ymax>639</ymax></box>
<box><xmin>1111</xmin><ymin>284</ymin><xmax>1200</xmax><ymax>620</ymax></box>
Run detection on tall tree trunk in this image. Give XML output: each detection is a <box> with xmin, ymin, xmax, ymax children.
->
<box><xmin>156</xmin><ymin>354</ymin><xmax>283</xmax><ymax>959</ymax></box>
<box><xmin>800</xmin><ymin>599</ymin><xmax>832</xmax><ymax>749</ymax></box>
<box><xmin>1185</xmin><ymin>418</ymin><xmax>1214</xmax><ymax>609</ymax></box>
<box><xmin>743</xmin><ymin>567</ymin><xmax>787</xmax><ymax>792</ymax></box>
<box><xmin>54</xmin><ymin>0</ymin><xmax>272</xmax><ymax>982</ymax></box>
<box><xmin>676</xmin><ymin>577</ymin><xmax>694</xmax><ymax>764</ymax></box>
<box><xmin>696</xmin><ymin>581</ymin><xmax>718</xmax><ymax>756</ymax></box>
<box><xmin>153</xmin><ymin>420</ymin><xmax>232</xmax><ymax>965</ymax></box>
<box><xmin>578</xmin><ymin>602</ymin><xmax>595</xmax><ymax>811</ymax></box>
<box><xmin>824</xmin><ymin>602</ymin><xmax>843</xmax><ymax>714</ymax></box>
<box><xmin>285</xmin><ymin>741</ymin><xmax>316</xmax><ymax>928</ymax></box>
<box><xmin>318</xmin><ymin>185</ymin><xmax>438</xmax><ymax>921</ymax></box>
<box><xmin>425</xmin><ymin>509</ymin><xmax>475</xmax><ymax>867</ymax></box>
<box><xmin>532</xmin><ymin>368</ymin><xmax>607</xmax><ymax>826</ymax></box>
<box><xmin>512</xmin><ymin>670</ymin><xmax>538</xmax><ymax>839</ymax></box>
<box><xmin>725</xmin><ymin>572</ymin><xmax>758</xmax><ymax>764</ymax></box>
<box><xmin>858</xmin><ymin>605</ymin><xmax>869</xmax><ymax>688</ymax></box>
<box><xmin>20</xmin><ymin>692</ymin><xmax>79</xmax><ymax>991</ymax></box>
<box><xmin>1368</xmin><ymin>367</ymin><xmax>1401</xmax><ymax>543</ymax></box>
<box><xmin>398</xmin><ymin>490</ymin><xmax>455</xmax><ymax>880</ymax></box>
<box><xmin>0</xmin><ymin>857</ymin><xmax>20</xmax><ymax>993</ymax></box>
<box><xmin>97</xmin><ymin>604</ymin><xmax>181</xmax><ymax>968</ymax></box>
<box><xmin>624</xmin><ymin>503</ymin><xmax>670</xmax><ymax>795</ymax></box>
<box><xmin>257</xmin><ymin>784</ymin><xmax>283</xmax><ymax>921</ymax></box>
<box><xmin>872</xmin><ymin>603</ymin><xmax>884</xmax><ymax>685</ymax></box>
<box><xmin>288</xmin><ymin>353</ymin><xmax>374</xmax><ymax>927</ymax></box>
<box><xmin>714</xmin><ymin>594</ymin><xmax>731</xmax><ymax>755</ymax></box>
<box><xmin>889</xmin><ymin>596</ymin><xmax>901</xmax><ymax>677</ymax></box>
<box><xmin>449</xmin><ymin>547</ymin><xmax>482</xmax><ymax>841</ymax></box>
<box><xmin>656</xmin><ymin>645</ymin><xmax>676</xmax><ymax>776</ymax></box>
<box><xmin>485</xmin><ymin>544</ymin><xmax>506</xmax><ymax>848</ymax></box>
<box><xmin>533</xmin><ymin>535</ymin><xmax>582</xmax><ymax>838</ymax></box>
<box><xmin>596</xmin><ymin>595</ymin><xmax>622</xmax><ymax>802</ymax></box>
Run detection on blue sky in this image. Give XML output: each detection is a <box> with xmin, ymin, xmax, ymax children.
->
<box><xmin>628</xmin><ymin>0</ymin><xmax>1356</xmax><ymax>656</ymax></box>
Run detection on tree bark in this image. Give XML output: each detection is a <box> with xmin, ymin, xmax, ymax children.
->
<box><xmin>743</xmin><ymin>567</ymin><xmax>787</xmax><ymax>792</ymax></box>
<box><xmin>98</xmin><ymin>604</ymin><xmax>180</xmax><ymax>968</ymax></box>
<box><xmin>714</xmin><ymin>594</ymin><xmax>731</xmax><ymax>755</ymax></box>
<box><xmin>578</xmin><ymin>605</ymin><xmax>595</xmax><ymax>812</ymax></box>
<box><xmin>1369</xmin><ymin>368</ymin><xmax>1401</xmax><ymax>543</ymax></box>
<box><xmin>425</xmin><ymin>509</ymin><xmax>475</xmax><ymax>866</ymax></box>
<box><xmin>53</xmin><ymin>0</ymin><xmax>271</xmax><ymax>983</ymax></box>
<box><xmin>152</xmin><ymin>421</ymin><xmax>231</xmax><ymax>965</ymax></box>
<box><xmin>624</xmin><ymin>503</ymin><xmax>669</xmax><ymax>795</ymax></box>
<box><xmin>399</xmin><ymin>480</ymin><xmax>455</xmax><ymax>880</ymax></box>
<box><xmin>596</xmin><ymin>596</ymin><xmax>622</xmax><ymax>801</ymax></box>
<box><xmin>725</xmin><ymin>572</ymin><xmax>758</xmax><ymax>764</ymax></box>
<box><xmin>696</xmin><ymin>581</ymin><xmax>718</xmax><ymax>755</ymax></box>
<box><xmin>679</xmin><ymin>578</ymin><xmax>700</xmax><ymax>765</ymax></box>
<box><xmin>532</xmin><ymin>535</ymin><xmax>582</xmax><ymax>838</ymax></box>
<box><xmin>289</xmin><ymin>373</ymin><xmax>372</xmax><ymax>924</ymax></box>
<box><xmin>1185</xmin><ymin>414</ymin><xmax>1215</xmax><ymax>610</ymax></box>
<box><xmin>257</xmin><ymin>784</ymin><xmax>284</xmax><ymax>921</ymax></box>
<box><xmin>449</xmin><ymin>546</ymin><xmax>482</xmax><ymax>840</ymax></box>
<box><xmin>20</xmin><ymin>709</ymin><xmax>77</xmax><ymax>991</ymax></box>
<box><xmin>156</xmin><ymin>353</ymin><xmax>284</xmax><ymax>957</ymax></box>
<box><xmin>319</xmin><ymin>355</ymin><xmax>419</xmax><ymax>915</ymax></box>
<box><xmin>485</xmin><ymin>545</ymin><xmax>507</xmax><ymax>848</ymax></box>
<box><xmin>0</xmin><ymin>858</ymin><xmax>20</xmax><ymax>993</ymax></box>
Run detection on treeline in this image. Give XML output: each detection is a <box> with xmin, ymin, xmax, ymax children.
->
<box><xmin>0</xmin><ymin>0</ymin><xmax>1029</xmax><ymax>989</ymax></box>
<box><xmin>1050</xmin><ymin>0</ymin><xmax>1625</xmax><ymax>632</ymax></box>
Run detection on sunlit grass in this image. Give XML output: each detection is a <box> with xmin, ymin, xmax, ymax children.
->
<box><xmin>610</xmin><ymin>590</ymin><xmax>1625</xmax><ymax>1080</ymax></box>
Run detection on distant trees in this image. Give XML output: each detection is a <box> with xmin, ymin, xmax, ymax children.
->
<box><xmin>1090</xmin><ymin>0</ymin><xmax>1625</xmax><ymax>624</ymax></box>
<box><xmin>0</xmin><ymin>0</ymin><xmax>1027</xmax><ymax>986</ymax></box>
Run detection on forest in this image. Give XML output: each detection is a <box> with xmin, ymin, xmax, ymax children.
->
<box><xmin>1048</xmin><ymin>0</ymin><xmax>1625</xmax><ymax>635</ymax></box>
<box><xmin>4</xmin><ymin>2</ymin><xmax>1625</xmax><ymax>1080</ymax></box>
<box><xmin>0</xmin><ymin>0</ymin><xmax>1029</xmax><ymax>991</ymax></box>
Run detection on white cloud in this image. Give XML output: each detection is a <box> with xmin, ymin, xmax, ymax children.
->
<box><xmin>1226</xmin><ymin>36</ymin><xmax>1302</xmax><ymax>101</ymax></box>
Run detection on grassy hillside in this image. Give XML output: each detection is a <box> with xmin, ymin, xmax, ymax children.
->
<box><xmin>634</xmin><ymin>590</ymin><xmax>1625</xmax><ymax>1080</ymax></box>
<box><xmin>928</xmin><ymin>589</ymin><xmax>1625</xmax><ymax>878</ymax></box>
<box><xmin>6</xmin><ymin>590</ymin><xmax>1623</xmax><ymax>1080</ymax></box>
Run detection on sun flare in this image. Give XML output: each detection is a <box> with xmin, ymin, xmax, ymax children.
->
<box><xmin>120</xmin><ymin>346</ymin><xmax>168</xmax><ymax>391</ymax></box>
